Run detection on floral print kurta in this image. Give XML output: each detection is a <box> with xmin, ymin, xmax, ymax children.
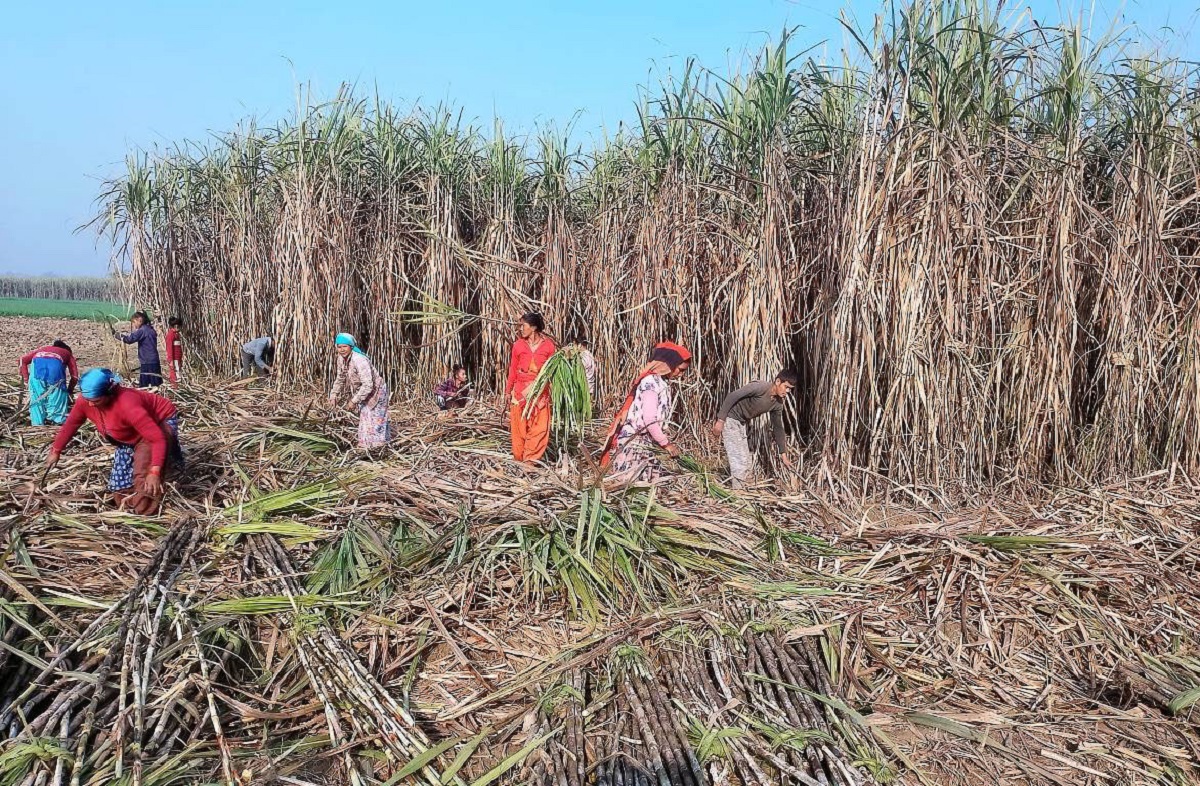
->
<box><xmin>330</xmin><ymin>352</ymin><xmax>391</xmax><ymax>448</ymax></box>
<box><xmin>610</xmin><ymin>374</ymin><xmax>673</xmax><ymax>482</ymax></box>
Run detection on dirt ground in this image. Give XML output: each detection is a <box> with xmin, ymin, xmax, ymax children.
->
<box><xmin>1</xmin><ymin>316</ymin><xmax>141</xmax><ymax>378</ymax></box>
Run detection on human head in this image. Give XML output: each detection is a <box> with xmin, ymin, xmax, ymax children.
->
<box><xmin>131</xmin><ymin>310</ymin><xmax>150</xmax><ymax>327</ymax></box>
<box><xmin>772</xmin><ymin>368</ymin><xmax>798</xmax><ymax>397</ymax></box>
<box><xmin>334</xmin><ymin>332</ymin><xmax>358</xmax><ymax>358</ymax></box>
<box><xmin>52</xmin><ymin>340</ymin><xmax>71</xmax><ymax>353</ymax></box>
<box><xmin>518</xmin><ymin>312</ymin><xmax>545</xmax><ymax>339</ymax></box>
<box><xmin>649</xmin><ymin>341</ymin><xmax>692</xmax><ymax>379</ymax></box>
<box><xmin>453</xmin><ymin>365</ymin><xmax>468</xmax><ymax>384</ymax></box>
<box><xmin>79</xmin><ymin>368</ymin><xmax>119</xmax><ymax>404</ymax></box>
<box><xmin>168</xmin><ymin>316</ymin><xmax>183</xmax><ymax>328</ymax></box>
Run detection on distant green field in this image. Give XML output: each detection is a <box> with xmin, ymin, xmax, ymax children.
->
<box><xmin>0</xmin><ymin>298</ymin><xmax>125</xmax><ymax>321</ymax></box>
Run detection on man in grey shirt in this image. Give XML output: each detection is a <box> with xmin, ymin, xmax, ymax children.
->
<box><xmin>241</xmin><ymin>336</ymin><xmax>275</xmax><ymax>377</ymax></box>
<box><xmin>712</xmin><ymin>369</ymin><xmax>797</xmax><ymax>488</ymax></box>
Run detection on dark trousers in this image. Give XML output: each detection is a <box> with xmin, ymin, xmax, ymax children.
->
<box><xmin>138</xmin><ymin>363</ymin><xmax>163</xmax><ymax>388</ymax></box>
<box><xmin>436</xmin><ymin>395</ymin><xmax>467</xmax><ymax>411</ymax></box>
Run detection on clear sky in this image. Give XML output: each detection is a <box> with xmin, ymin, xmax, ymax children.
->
<box><xmin>2</xmin><ymin>0</ymin><xmax>1196</xmax><ymax>277</ymax></box>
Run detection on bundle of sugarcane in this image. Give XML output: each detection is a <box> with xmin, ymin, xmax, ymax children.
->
<box><xmin>521</xmin><ymin>631</ymin><xmax>877</xmax><ymax>786</ymax></box>
<box><xmin>616</xmin><ymin>654</ymin><xmax>707</xmax><ymax>786</ymax></box>
<box><xmin>528</xmin><ymin>673</ymin><xmax>587</xmax><ymax>786</ymax></box>
<box><xmin>545</xmin><ymin>645</ymin><xmax>729</xmax><ymax>786</ymax></box>
<box><xmin>243</xmin><ymin>533</ymin><xmax>455</xmax><ymax>786</ymax></box>
<box><xmin>523</xmin><ymin>345</ymin><xmax>593</xmax><ymax>450</ymax></box>
<box><xmin>0</xmin><ymin>517</ymin><xmax>218</xmax><ymax>786</ymax></box>
<box><xmin>0</xmin><ymin>565</ymin><xmax>38</xmax><ymax>716</ymax></box>
<box><xmin>738</xmin><ymin>630</ymin><xmax>869</xmax><ymax>786</ymax></box>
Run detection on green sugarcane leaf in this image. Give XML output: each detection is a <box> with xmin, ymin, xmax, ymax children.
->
<box><xmin>440</xmin><ymin>726</ymin><xmax>492</xmax><ymax>784</ymax></box>
<box><xmin>381</xmin><ymin>734</ymin><xmax>461</xmax><ymax>786</ymax></box>
<box><xmin>1168</xmin><ymin>685</ymin><xmax>1200</xmax><ymax>715</ymax></box>
<box><xmin>468</xmin><ymin>728</ymin><xmax>558</xmax><ymax>786</ymax></box>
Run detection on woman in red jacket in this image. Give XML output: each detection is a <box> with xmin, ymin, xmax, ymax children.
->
<box><xmin>504</xmin><ymin>312</ymin><xmax>555</xmax><ymax>464</ymax></box>
<box><xmin>46</xmin><ymin>368</ymin><xmax>184</xmax><ymax>514</ymax></box>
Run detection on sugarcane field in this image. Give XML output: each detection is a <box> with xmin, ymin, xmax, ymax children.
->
<box><xmin>4</xmin><ymin>1</ymin><xmax>1200</xmax><ymax>784</ymax></box>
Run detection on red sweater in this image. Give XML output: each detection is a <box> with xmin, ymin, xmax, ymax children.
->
<box><xmin>165</xmin><ymin>328</ymin><xmax>183</xmax><ymax>363</ymax></box>
<box><xmin>52</xmin><ymin>387</ymin><xmax>178</xmax><ymax>467</ymax></box>
<box><xmin>505</xmin><ymin>337</ymin><xmax>556</xmax><ymax>405</ymax></box>
<box><xmin>19</xmin><ymin>345</ymin><xmax>79</xmax><ymax>392</ymax></box>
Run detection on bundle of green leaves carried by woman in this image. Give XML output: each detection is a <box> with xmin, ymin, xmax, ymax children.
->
<box><xmin>522</xmin><ymin>345</ymin><xmax>593</xmax><ymax>447</ymax></box>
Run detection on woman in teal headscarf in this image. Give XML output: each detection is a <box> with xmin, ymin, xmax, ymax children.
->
<box><xmin>328</xmin><ymin>333</ymin><xmax>391</xmax><ymax>449</ymax></box>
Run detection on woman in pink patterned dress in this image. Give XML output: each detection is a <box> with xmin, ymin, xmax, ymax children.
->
<box><xmin>600</xmin><ymin>342</ymin><xmax>691</xmax><ymax>484</ymax></box>
<box><xmin>328</xmin><ymin>333</ymin><xmax>391</xmax><ymax>449</ymax></box>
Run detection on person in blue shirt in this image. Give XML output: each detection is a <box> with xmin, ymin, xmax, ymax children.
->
<box><xmin>18</xmin><ymin>340</ymin><xmax>79</xmax><ymax>425</ymax></box>
<box><xmin>240</xmin><ymin>336</ymin><xmax>275</xmax><ymax>376</ymax></box>
<box><xmin>115</xmin><ymin>311</ymin><xmax>162</xmax><ymax>388</ymax></box>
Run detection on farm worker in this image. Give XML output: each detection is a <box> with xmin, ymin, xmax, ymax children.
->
<box><xmin>504</xmin><ymin>312</ymin><xmax>556</xmax><ymax>464</ymax></box>
<box><xmin>573</xmin><ymin>338</ymin><xmax>597</xmax><ymax>402</ymax></box>
<box><xmin>599</xmin><ymin>342</ymin><xmax>691</xmax><ymax>483</ymax></box>
<box><xmin>45</xmin><ymin>368</ymin><xmax>184</xmax><ymax>515</ymax></box>
<box><xmin>165</xmin><ymin>316</ymin><xmax>185</xmax><ymax>386</ymax></box>
<box><xmin>18</xmin><ymin>340</ymin><xmax>79</xmax><ymax>425</ymax></box>
<box><xmin>115</xmin><ymin>311</ymin><xmax>162</xmax><ymax>388</ymax></box>
<box><xmin>713</xmin><ymin>370</ymin><xmax>798</xmax><ymax>488</ymax></box>
<box><xmin>328</xmin><ymin>333</ymin><xmax>391</xmax><ymax>449</ymax></box>
<box><xmin>240</xmin><ymin>336</ymin><xmax>274</xmax><ymax>377</ymax></box>
<box><xmin>434</xmin><ymin>365</ymin><xmax>472</xmax><ymax>411</ymax></box>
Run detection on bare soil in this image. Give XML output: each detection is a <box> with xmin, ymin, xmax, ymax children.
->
<box><xmin>1</xmin><ymin>316</ymin><xmax>139</xmax><ymax>377</ymax></box>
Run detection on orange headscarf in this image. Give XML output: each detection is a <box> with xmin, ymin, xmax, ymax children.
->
<box><xmin>599</xmin><ymin>341</ymin><xmax>692</xmax><ymax>466</ymax></box>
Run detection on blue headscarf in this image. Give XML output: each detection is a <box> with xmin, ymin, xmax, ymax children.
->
<box><xmin>79</xmin><ymin>368</ymin><xmax>119</xmax><ymax>400</ymax></box>
<box><xmin>335</xmin><ymin>333</ymin><xmax>367</xmax><ymax>356</ymax></box>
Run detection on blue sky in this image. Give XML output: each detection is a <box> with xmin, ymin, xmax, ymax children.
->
<box><xmin>2</xmin><ymin>0</ymin><xmax>1196</xmax><ymax>277</ymax></box>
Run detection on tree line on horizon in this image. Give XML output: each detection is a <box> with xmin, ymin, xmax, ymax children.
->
<box><xmin>0</xmin><ymin>275</ymin><xmax>118</xmax><ymax>302</ymax></box>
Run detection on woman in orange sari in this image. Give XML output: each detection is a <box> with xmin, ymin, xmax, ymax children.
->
<box><xmin>505</xmin><ymin>312</ymin><xmax>556</xmax><ymax>464</ymax></box>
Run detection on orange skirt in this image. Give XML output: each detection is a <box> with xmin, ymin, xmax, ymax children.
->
<box><xmin>510</xmin><ymin>401</ymin><xmax>551</xmax><ymax>462</ymax></box>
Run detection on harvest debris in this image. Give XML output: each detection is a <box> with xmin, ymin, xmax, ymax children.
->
<box><xmin>2</xmin><ymin>378</ymin><xmax>1198</xmax><ymax>784</ymax></box>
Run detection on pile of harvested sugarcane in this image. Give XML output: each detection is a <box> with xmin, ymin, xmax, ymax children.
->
<box><xmin>0</xmin><ymin>518</ymin><xmax>215</xmax><ymax>786</ymax></box>
<box><xmin>242</xmin><ymin>533</ymin><xmax>450</xmax><ymax>786</ymax></box>
<box><xmin>530</xmin><ymin>627</ymin><xmax>876</xmax><ymax>786</ymax></box>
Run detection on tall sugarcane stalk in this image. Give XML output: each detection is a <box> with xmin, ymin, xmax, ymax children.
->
<box><xmin>93</xmin><ymin>3</ymin><xmax>1200</xmax><ymax>488</ymax></box>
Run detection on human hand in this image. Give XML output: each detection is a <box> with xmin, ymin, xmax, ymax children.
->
<box><xmin>346</xmin><ymin>401</ymin><xmax>359</xmax><ymax>413</ymax></box>
<box><xmin>143</xmin><ymin>471</ymin><xmax>164</xmax><ymax>498</ymax></box>
<box><xmin>665</xmin><ymin>443</ymin><xmax>682</xmax><ymax>458</ymax></box>
<box><xmin>781</xmin><ymin>453</ymin><xmax>795</xmax><ymax>469</ymax></box>
<box><xmin>712</xmin><ymin>420</ymin><xmax>724</xmax><ymax>437</ymax></box>
<box><xmin>45</xmin><ymin>451</ymin><xmax>60</xmax><ymax>471</ymax></box>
